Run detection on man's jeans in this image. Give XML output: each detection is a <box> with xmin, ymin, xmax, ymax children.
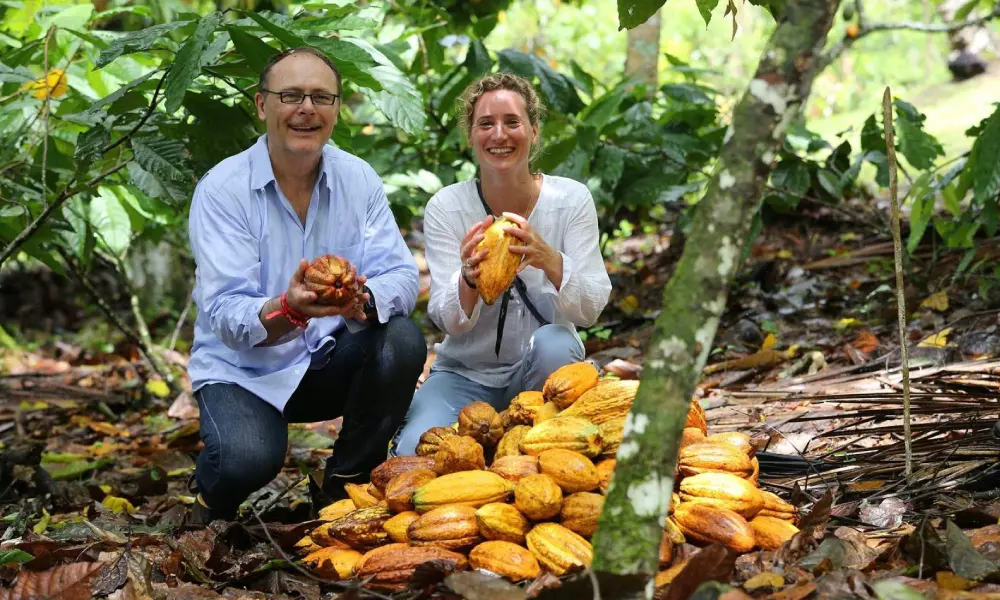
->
<box><xmin>194</xmin><ymin>316</ymin><xmax>426</xmax><ymax>517</ymax></box>
<box><xmin>392</xmin><ymin>324</ymin><xmax>584</xmax><ymax>456</ymax></box>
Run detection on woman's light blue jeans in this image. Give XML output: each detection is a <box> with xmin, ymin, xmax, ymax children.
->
<box><xmin>391</xmin><ymin>324</ymin><xmax>585</xmax><ymax>456</ymax></box>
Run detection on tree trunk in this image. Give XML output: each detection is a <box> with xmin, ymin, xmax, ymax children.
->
<box><xmin>590</xmin><ymin>0</ymin><xmax>841</xmax><ymax>594</ymax></box>
<box><xmin>624</xmin><ymin>10</ymin><xmax>661</xmax><ymax>94</ymax></box>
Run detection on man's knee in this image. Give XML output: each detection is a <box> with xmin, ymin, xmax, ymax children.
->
<box><xmin>201</xmin><ymin>436</ymin><xmax>286</xmax><ymax>501</ymax></box>
<box><xmin>379</xmin><ymin>316</ymin><xmax>427</xmax><ymax>375</ymax></box>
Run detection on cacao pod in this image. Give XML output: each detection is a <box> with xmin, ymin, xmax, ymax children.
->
<box><xmin>750</xmin><ymin>515</ymin><xmax>800</xmax><ymax>550</ymax></box>
<box><xmin>678</xmin><ymin>472</ymin><xmax>764</xmax><ymax>519</ymax></box>
<box><xmin>537</xmin><ymin>448</ymin><xmax>600</xmax><ymax>493</ymax></box>
<box><xmin>498</xmin><ymin>408</ymin><xmax>513</xmax><ymax>430</ymax></box>
<box><xmin>595</xmin><ymin>458</ymin><xmax>616</xmax><ymax>494</ymax></box>
<box><xmin>525</xmin><ymin>522</ymin><xmax>593</xmax><ymax>576</ymax></box>
<box><xmin>678</xmin><ymin>442</ymin><xmax>754</xmax><ymax>478</ymax></box>
<box><xmin>318</xmin><ymin>498</ymin><xmax>357</xmax><ymax>522</ymax></box>
<box><xmin>383</xmin><ymin>511</ymin><xmax>420</xmax><ymax>543</ymax></box>
<box><xmin>559</xmin><ymin>492</ymin><xmax>604</xmax><ymax>538</ymax></box>
<box><xmin>598</xmin><ymin>417</ymin><xmax>625</xmax><ymax>457</ymax></box>
<box><xmin>433</xmin><ymin>435</ymin><xmax>485</xmax><ymax>474</ymax></box>
<box><xmin>304</xmin><ymin>255</ymin><xmax>358</xmax><ymax>306</ymax></box>
<box><xmin>384</xmin><ymin>468</ymin><xmax>437</xmax><ymax>513</ymax></box>
<box><xmin>663</xmin><ymin>516</ymin><xmax>686</xmax><ymax>545</ymax></box>
<box><xmin>515</xmin><ymin>473</ymin><xmax>563</xmax><ymax>521</ymax></box>
<box><xmin>475</xmin><ymin>502</ymin><xmax>531</xmax><ymax>544</ymax></box>
<box><xmin>302</xmin><ymin>546</ymin><xmax>363</xmax><ymax>580</ymax></box>
<box><xmin>508</xmin><ymin>391</ymin><xmax>545</xmax><ymax>425</ymax></box>
<box><xmin>367</xmin><ymin>483</ymin><xmax>384</xmax><ymax>501</ymax></box>
<box><xmin>295</xmin><ymin>535</ymin><xmax>322</xmax><ymax>555</ymax></box>
<box><xmin>520</xmin><ymin>416</ymin><xmax>603</xmax><ymax>457</ymax></box>
<box><xmin>559</xmin><ymin>379</ymin><xmax>639</xmax><ymax>425</ymax></box>
<box><xmin>411</xmin><ymin>470</ymin><xmax>513</xmax><ymax>513</ymax></box>
<box><xmin>495</xmin><ymin>425</ymin><xmax>532</xmax><ymax>459</ymax></box>
<box><xmin>680</xmin><ymin>426</ymin><xmax>706</xmax><ymax>449</ymax></box>
<box><xmin>370</xmin><ymin>456</ymin><xmax>436</xmax><ymax>491</ymax></box>
<box><xmin>686</xmin><ymin>399</ymin><xmax>708</xmax><ymax>435</ymax></box>
<box><xmin>344</xmin><ymin>483</ymin><xmax>380</xmax><ymax>509</ymax></box>
<box><xmin>658</xmin><ymin>532</ymin><xmax>673</xmax><ymax>568</ymax></box>
<box><xmin>654</xmin><ymin>559</ymin><xmax>689</xmax><ymax>591</ymax></box>
<box><xmin>543</xmin><ymin>362</ymin><xmax>600</xmax><ymax>409</ymax></box>
<box><xmin>354</xmin><ymin>543</ymin><xmax>467</xmax><ymax>589</ymax></box>
<box><xmin>489</xmin><ymin>454</ymin><xmax>539</xmax><ymax>483</ymax></box>
<box><xmin>325</xmin><ymin>506</ymin><xmax>393</xmax><ymax>551</ymax></box>
<box><xmin>532</xmin><ymin>401</ymin><xmax>561</xmax><ymax>425</ymax></box>
<box><xmin>407</xmin><ymin>504</ymin><xmax>482</xmax><ymax>551</ymax></box>
<box><xmin>760</xmin><ymin>490</ymin><xmax>796</xmax><ymax>514</ymax></box>
<box><xmin>476</xmin><ymin>216</ymin><xmax>522</xmax><ymax>305</ymax></box>
<box><xmin>415</xmin><ymin>426</ymin><xmax>457</xmax><ymax>457</ymax></box>
<box><xmin>672</xmin><ymin>502</ymin><xmax>754</xmax><ymax>554</ymax></box>
<box><xmin>469</xmin><ymin>540</ymin><xmax>541</xmax><ymax>582</ymax></box>
<box><xmin>746</xmin><ymin>456</ymin><xmax>760</xmax><ymax>486</ymax></box>
<box><xmin>457</xmin><ymin>401</ymin><xmax>504</xmax><ymax>448</ymax></box>
<box><xmin>706</xmin><ymin>431</ymin><xmax>755</xmax><ymax>458</ymax></box>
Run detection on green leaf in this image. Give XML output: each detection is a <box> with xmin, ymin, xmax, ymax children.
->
<box><xmin>60</xmin><ymin>197</ymin><xmax>90</xmax><ymax>262</ymax></box>
<box><xmin>0</xmin><ymin>550</ymin><xmax>34</xmax><ymax>565</ymax></box>
<box><xmin>896</xmin><ymin>116</ymin><xmax>944</xmax><ymax>170</ymax></box>
<box><xmin>497</xmin><ymin>49</ymin><xmax>582</xmax><ymax>114</ymax></box>
<box><xmin>96</xmin><ymin>21</ymin><xmax>193</xmax><ymax>68</ymax></box>
<box><xmin>871</xmin><ymin>579</ymin><xmax>928</xmax><ymax>600</ymax></box>
<box><xmin>816</xmin><ymin>169</ymin><xmax>843</xmax><ymax>199</ymax></box>
<box><xmin>770</xmin><ymin>159</ymin><xmax>810</xmax><ymax>197</ymax></box>
<box><xmin>695</xmin><ymin>0</ymin><xmax>720</xmax><ymax>25</ymax></box>
<box><xmin>593</xmin><ymin>145</ymin><xmax>627</xmax><ymax>191</ymax></box>
<box><xmin>907</xmin><ymin>176</ymin><xmax>934</xmax><ymax>253</ymax></box>
<box><xmin>364</xmin><ymin>66</ymin><xmax>425</xmax><ymax>135</ymax></box>
<box><xmin>74</xmin><ymin>123</ymin><xmax>110</xmax><ymax>165</ymax></box>
<box><xmin>945</xmin><ymin>520</ymin><xmax>999</xmax><ymax>581</ymax></box>
<box><xmin>130</xmin><ymin>137</ymin><xmax>194</xmax><ymax>205</ymax></box>
<box><xmin>89</xmin><ymin>187</ymin><xmax>131</xmax><ymax>256</ymax></box>
<box><xmin>244</xmin><ymin>11</ymin><xmax>308</xmax><ymax>48</ymax></box>
<box><xmin>535</xmin><ymin>136</ymin><xmax>578</xmax><ymax>173</ymax></box>
<box><xmin>954</xmin><ymin>0</ymin><xmax>982</xmax><ymax>22</ymax></box>
<box><xmin>0</xmin><ymin>61</ymin><xmax>36</xmax><ymax>83</ymax></box>
<box><xmin>307</xmin><ymin>36</ymin><xmax>377</xmax><ymax>69</ymax></box>
<box><xmin>799</xmin><ymin>538</ymin><xmax>847</xmax><ymax>573</ymax></box>
<box><xmin>618</xmin><ymin>0</ymin><xmax>670</xmax><ymax>29</ymax></box>
<box><xmin>661</xmin><ymin>82</ymin><xmax>715</xmax><ymax>105</ymax></box>
<box><xmin>226</xmin><ymin>27</ymin><xmax>279</xmax><ymax>73</ymax></box>
<box><xmin>78</xmin><ymin>71</ymin><xmax>158</xmax><ymax>118</ymax></box>
<box><xmin>861</xmin><ymin>114</ymin><xmax>886</xmax><ymax>154</ymax></box>
<box><xmin>163</xmin><ymin>12</ymin><xmax>222</xmax><ymax>114</ymax></box>
<box><xmin>968</xmin><ymin>104</ymin><xmax>1000</xmax><ymax>206</ymax></box>
<box><xmin>464</xmin><ymin>40</ymin><xmax>493</xmax><ymax>78</ymax></box>
<box><xmin>580</xmin><ymin>85</ymin><xmax>626</xmax><ymax>133</ymax></box>
<box><xmin>934</xmin><ymin>217</ymin><xmax>980</xmax><ymax>249</ymax></box>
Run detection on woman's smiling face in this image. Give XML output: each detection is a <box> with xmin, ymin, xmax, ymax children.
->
<box><xmin>469</xmin><ymin>89</ymin><xmax>538</xmax><ymax>175</ymax></box>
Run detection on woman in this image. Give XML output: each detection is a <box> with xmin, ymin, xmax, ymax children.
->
<box><xmin>392</xmin><ymin>72</ymin><xmax>612</xmax><ymax>456</ymax></box>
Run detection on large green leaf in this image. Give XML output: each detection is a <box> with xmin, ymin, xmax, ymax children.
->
<box><xmin>245</xmin><ymin>11</ymin><xmax>308</xmax><ymax>48</ymax></box>
<box><xmin>347</xmin><ymin>38</ymin><xmax>426</xmax><ymax>134</ymax></box>
<box><xmin>89</xmin><ymin>187</ymin><xmax>131</xmax><ymax>256</ymax></box>
<box><xmin>535</xmin><ymin>136</ymin><xmax>578</xmax><ymax>174</ymax></box>
<box><xmin>227</xmin><ymin>26</ymin><xmax>279</xmax><ymax>73</ymax></box>
<box><xmin>60</xmin><ymin>196</ymin><xmax>91</xmax><ymax>262</ymax></box>
<box><xmin>580</xmin><ymin>85</ymin><xmax>627</xmax><ymax>134</ymax></box>
<box><xmin>130</xmin><ymin>137</ymin><xmax>194</xmax><ymax>205</ymax></box>
<box><xmin>307</xmin><ymin>36</ymin><xmax>377</xmax><ymax>68</ymax></box>
<box><xmin>894</xmin><ymin>101</ymin><xmax>944</xmax><ymax>170</ymax></box>
<box><xmin>96</xmin><ymin>21</ymin><xmax>193</xmax><ymax>68</ymax></box>
<box><xmin>593</xmin><ymin>145</ymin><xmax>627</xmax><ymax>191</ymax></box>
<box><xmin>79</xmin><ymin>70</ymin><xmax>158</xmax><ymax>117</ymax></box>
<box><xmin>496</xmin><ymin>49</ymin><xmax>582</xmax><ymax>114</ymax></box>
<box><xmin>968</xmin><ymin>103</ymin><xmax>1000</xmax><ymax>206</ymax></box>
<box><xmin>695</xmin><ymin>0</ymin><xmax>720</xmax><ymax>25</ymax></box>
<box><xmin>163</xmin><ymin>12</ymin><xmax>223</xmax><ymax>114</ymax></box>
<box><xmin>0</xmin><ymin>61</ymin><xmax>36</xmax><ymax>83</ymax></box>
<box><xmin>73</xmin><ymin>123</ymin><xmax>110</xmax><ymax>166</ymax></box>
<box><xmin>907</xmin><ymin>174</ymin><xmax>934</xmax><ymax>253</ymax></box>
<box><xmin>861</xmin><ymin>114</ymin><xmax>885</xmax><ymax>154</ymax></box>
<box><xmin>618</xmin><ymin>0</ymin><xmax>669</xmax><ymax>29</ymax></box>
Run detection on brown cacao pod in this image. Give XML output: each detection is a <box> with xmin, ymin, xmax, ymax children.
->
<box><xmin>415</xmin><ymin>427</ymin><xmax>457</xmax><ymax>457</ymax></box>
<box><xmin>658</xmin><ymin>532</ymin><xmax>673</xmax><ymax>568</ymax></box>
<box><xmin>411</xmin><ymin>470</ymin><xmax>514</xmax><ymax>513</ymax></box>
<box><xmin>750</xmin><ymin>516</ymin><xmax>800</xmax><ymax>550</ymax></box>
<box><xmin>537</xmin><ymin>448</ymin><xmax>600</xmax><ymax>493</ymax></box>
<box><xmin>495</xmin><ymin>425</ymin><xmax>532</xmax><ymax>459</ymax></box>
<box><xmin>325</xmin><ymin>506</ymin><xmax>393</xmax><ymax>551</ymax></box>
<box><xmin>475</xmin><ymin>502</ymin><xmax>531</xmax><ymax>544</ymax></box>
<box><xmin>559</xmin><ymin>492</ymin><xmax>604</xmax><ymax>538</ymax></box>
<box><xmin>499</xmin><ymin>408</ymin><xmax>514</xmax><ymax>431</ymax></box>
<box><xmin>370</xmin><ymin>456</ymin><xmax>436</xmax><ymax>492</ymax></box>
<box><xmin>383</xmin><ymin>511</ymin><xmax>420</xmax><ymax>543</ymax></box>
<box><xmin>654</xmin><ymin>559</ymin><xmax>689</xmax><ymax>591</ymax></box>
<box><xmin>515</xmin><ymin>473</ymin><xmax>563</xmax><ymax>521</ymax></box>
<box><xmin>559</xmin><ymin>379</ymin><xmax>639</xmax><ymax>425</ymax></box>
<box><xmin>354</xmin><ymin>543</ymin><xmax>467</xmax><ymax>590</ymax></box>
<box><xmin>433</xmin><ymin>435</ymin><xmax>485</xmax><ymax>474</ymax></box>
<box><xmin>686</xmin><ymin>399</ymin><xmax>708</xmax><ymax>435</ymax></box>
<box><xmin>672</xmin><ymin>502</ymin><xmax>754</xmax><ymax>554</ymax></box>
<box><xmin>469</xmin><ymin>540</ymin><xmax>541</xmax><ymax>582</ymax></box>
<box><xmin>407</xmin><ymin>504</ymin><xmax>482</xmax><ymax>551</ymax></box>
<box><xmin>318</xmin><ymin>498</ymin><xmax>357</xmax><ymax>522</ymax></box>
<box><xmin>344</xmin><ymin>483</ymin><xmax>380</xmax><ymax>509</ymax></box>
<box><xmin>476</xmin><ymin>216</ymin><xmax>522</xmax><ymax>305</ymax></box>
<box><xmin>457</xmin><ymin>401</ymin><xmax>504</xmax><ymax>448</ymax></box>
<box><xmin>384</xmin><ymin>468</ymin><xmax>438</xmax><ymax>513</ymax></box>
<box><xmin>595</xmin><ymin>458</ymin><xmax>616</xmax><ymax>494</ymax></box>
<box><xmin>508</xmin><ymin>391</ymin><xmax>545</xmax><ymax>425</ymax></box>
<box><xmin>663</xmin><ymin>516</ymin><xmax>686</xmax><ymax>545</ymax></box>
<box><xmin>706</xmin><ymin>431</ymin><xmax>755</xmax><ymax>458</ymax></box>
<box><xmin>367</xmin><ymin>483</ymin><xmax>384</xmax><ymax>501</ymax></box>
<box><xmin>532</xmin><ymin>402</ymin><xmax>561</xmax><ymax>425</ymax></box>
<box><xmin>542</xmin><ymin>362</ymin><xmax>600</xmax><ymax>409</ymax></box>
<box><xmin>304</xmin><ymin>254</ymin><xmax>358</xmax><ymax>306</ymax></box>
<box><xmin>678</xmin><ymin>442</ymin><xmax>754</xmax><ymax>478</ymax></box>
<box><xmin>680</xmin><ymin>427</ymin><xmax>706</xmax><ymax>449</ymax></box>
<box><xmin>520</xmin><ymin>416</ymin><xmax>603</xmax><ymax>457</ymax></box>
<box><xmin>489</xmin><ymin>454</ymin><xmax>539</xmax><ymax>483</ymax></box>
<box><xmin>302</xmin><ymin>546</ymin><xmax>363</xmax><ymax>580</ymax></box>
<box><xmin>678</xmin><ymin>472</ymin><xmax>764</xmax><ymax>519</ymax></box>
<box><xmin>525</xmin><ymin>522</ymin><xmax>593</xmax><ymax>576</ymax></box>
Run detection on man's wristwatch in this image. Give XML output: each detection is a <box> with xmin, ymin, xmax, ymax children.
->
<box><xmin>362</xmin><ymin>286</ymin><xmax>378</xmax><ymax>321</ymax></box>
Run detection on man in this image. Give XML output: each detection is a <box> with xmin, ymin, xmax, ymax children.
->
<box><xmin>186</xmin><ymin>47</ymin><xmax>426</xmax><ymax>523</ymax></box>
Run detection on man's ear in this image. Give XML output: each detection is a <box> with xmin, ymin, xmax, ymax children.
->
<box><xmin>254</xmin><ymin>92</ymin><xmax>266</xmax><ymax>120</ymax></box>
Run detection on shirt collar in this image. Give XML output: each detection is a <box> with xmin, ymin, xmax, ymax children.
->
<box><xmin>249</xmin><ymin>134</ymin><xmax>335</xmax><ymax>193</ymax></box>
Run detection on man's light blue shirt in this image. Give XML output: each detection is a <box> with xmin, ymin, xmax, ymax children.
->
<box><xmin>187</xmin><ymin>134</ymin><xmax>419</xmax><ymax>412</ymax></box>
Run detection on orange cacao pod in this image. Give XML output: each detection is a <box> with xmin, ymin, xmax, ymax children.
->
<box><xmin>302</xmin><ymin>546</ymin><xmax>363</xmax><ymax>580</ymax></box>
<box><xmin>407</xmin><ymin>504</ymin><xmax>482</xmax><ymax>551</ymax></box>
<box><xmin>515</xmin><ymin>473</ymin><xmax>563</xmax><ymax>521</ymax></box>
<box><xmin>383</xmin><ymin>511</ymin><xmax>420</xmax><ymax>543</ymax></box>
<box><xmin>489</xmin><ymin>454</ymin><xmax>539</xmax><ymax>483</ymax></box>
<box><xmin>686</xmin><ymin>399</ymin><xmax>708</xmax><ymax>435</ymax></box>
<box><xmin>475</xmin><ymin>502</ymin><xmax>531</xmax><ymax>544</ymax></box>
<box><xmin>354</xmin><ymin>543</ymin><xmax>467</xmax><ymax>589</ymax></box>
<box><xmin>543</xmin><ymin>362</ymin><xmax>600</xmax><ymax>409</ymax></box>
<box><xmin>457</xmin><ymin>401</ymin><xmax>504</xmax><ymax>448</ymax></box>
<box><xmin>469</xmin><ymin>540</ymin><xmax>541</xmax><ymax>582</ymax></box>
<box><xmin>532</xmin><ymin>401</ymin><xmax>561</xmax><ymax>425</ymax></box>
<box><xmin>672</xmin><ymin>502</ymin><xmax>754</xmax><ymax>554</ymax></box>
<box><xmin>678</xmin><ymin>472</ymin><xmax>764</xmax><ymax>519</ymax></box>
<box><xmin>495</xmin><ymin>425</ymin><xmax>532</xmax><ymax>459</ymax></box>
<box><xmin>325</xmin><ymin>506</ymin><xmax>393</xmax><ymax>551</ymax></box>
<box><xmin>433</xmin><ymin>435</ymin><xmax>485</xmax><ymax>474</ymax></box>
<box><xmin>680</xmin><ymin>427</ymin><xmax>706</xmax><ymax>449</ymax></box>
<box><xmin>678</xmin><ymin>442</ymin><xmax>754</xmax><ymax>478</ymax></box>
<box><xmin>303</xmin><ymin>254</ymin><xmax>358</xmax><ymax>306</ymax></box>
<box><xmin>344</xmin><ymin>483</ymin><xmax>380</xmax><ymax>509</ymax></box>
<box><xmin>595</xmin><ymin>458</ymin><xmax>616</xmax><ymax>494</ymax></box>
<box><xmin>384</xmin><ymin>468</ymin><xmax>437</xmax><ymax>513</ymax></box>
<box><xmin>559</xmin><ymin>492</ymin><xmax>604</xmax><ymax>538</ymax></box>
<box><xmin>559</xmin><ymin>379</ymin><xmax>639</xmax><ymax>425</ymax></box>
<box><xmin>318</xmin><ymin>498</ymin><xmax>356</xmax><ymax>522</ymax></box>
<box><xmin>525</xmin><ymin>522</ymin><xmax>593</xmax><ymax>575</ymax></box>
<box><xmin>750</xmin><ymin>515</ymin><xmax>800</xmax><ymax>550</ymax></box>
<box><xmin>706</xmin><ymin>431</ymin><xmax>755</xmax><ymax>458</ymax></box>
<box><xmin>520</xmin><ymin>416</ymin><xmax>603</xmax><ymax>457</ymax></box>
<box><xmin>508</xmin><ymin>391</ymin><xmax>545</xmax><ymax>425</ymax></box>
<box><xmin>370</xmin><ymin>456</ymin><xmax>436</xmax><ymax>492</ymax></box>
<box><xmin>415</xmin><ymin>426</ymin><xmax>457</xmax><ymax>457</ymax></box>
<box><xmin>476</xmin><ymin>216</ymin><xmax>522</xmax><ymax>305</ymax></box>
<box><xmin>411</xmin><ymin>470</ymin><xmax>513</xmax><ymax>513</ymax></box>
<box><xmin>537</xmin><ymin>448</ymin><xmax>600</xmax><ymax>493</ymax></box>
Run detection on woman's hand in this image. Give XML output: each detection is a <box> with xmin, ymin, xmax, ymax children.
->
<box><xmin>501</xmin><ymin>212</ymin><xmax>563</xmax><ymax>288</ymax></box>
<box><xmin>459</xmin><ymin>215</ymin><xmax>494</xmax><ymax>290</ymax></box>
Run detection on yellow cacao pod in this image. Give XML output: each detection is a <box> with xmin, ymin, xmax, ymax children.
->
<box><xmin>543</xmin><ymin>362</ymin><xmax>600</xmax><ymax>409</ymax></box>
<box><xmin>525</xmin><ymin>522</ymin><xmax>593</xmax><ymax>576</ymax></box>
<box><xmin>659</xmin><ymin>532</ymin><xmax>673</xmax><ymax>568</ymax></box>
<box><xmin>746</xmin><ymin>456</ymin><xmax>760</xmax><ymax>486</ymax></box>
<box><xmin>537</xmin><ymin>448</ymin><xmax>600</xmax><ymax>493</ymax></box>
<box><xmin>678</xmin><ymin>472</ymin><xmax>764</xmax><ymax>519</ymax></box>
<box><xmin>411</xmin><ymin>470</ymin><xmax>514</xmax><ymax>513</ymax></box>
<box><xmin>663</xmin><ymin>516</ymin><xmax>686</xmax><ymax>545</ymax></box>
<box><xmin>532</xmin><ymin>401</ymin><xmax>561</xmax><ymax>425</ymax></box>
<box><xmin>457</xmin><ymin>401</ymin><xmax>504</xmax><ymax>448</ymax></box>
<box><xmin>415</xmin><ymin>426</ymin><xmax>457</xmax><ymax>457</ymax></box>
<box><xmin>559</xmin><ymin>492</ymin><xmax>604</xmax><ymax>538</ymax></box>
<box><xmin>383</xmin><ymin>511</ymin><xmax>420</xmax><ymax>543</ymax></box>
<box><xmin>595</xmin><ymin>458</ymin><xmax>616</xmax><ymax>494</ymax></box>
<box><xmin>469</xmin><ymin>540</ymin><xmax>541</xmax><ymax>582</ymax></box>
<box><xmin>488</xmin><ymin>454</ymin><xmax>539</xmax><ymax>483</ymax></box>
<box><xmin>678</xmin><ymin>442</ymin><xmax>754</xmax><ymax>478</ymax></box>
<box><xmin>760</xmin><ymin>490</ymin><xmax>796</xmax><ymax>514</ymax></box>
<box><xmin>495</xmin><ymin>425</ymin><xmax>532</xmax><ymax>459</ymax></box>
<box><xmin>325</xmin><ymin>506</ymin><xmax>393</xmax><ymax>551</ymax></box>
<box><xmin>476</xmin><ymin>216</ymin><xmax>522</xmax><ymax>305</ymax></box>
<box><xmin>706</xmin><ymin>431</ymin><xmax>755</xmax><ymax>458</ymax></box>
<box><xmin>302</xmin><ymin>546</ymin><xmax>363</xmax><ymax>580</ymax></box>
<box><xmin>407</xmin><ymin>504</ymin><xmax>482</xmax><ymax>551</ymax></box>
<box><xmin>520</xmin><ymin>416</ymin><xmax>603</xmax><ymax>457</ymax></box>
<box><xmin>672</xmin><ymin>502</ymin><xmax>754</xmax><ymax>554</ymax></box>
<box><xmin>508</xmin><ymin>391</ymin><xmax>545</xmax><ymax>425</ymax></box>
<box><xmin>475</xmin><ymin>502</ymin><xmax>531</xmax><ymax>544</ymax></box>
<box><xmin>559</xmin><ymin>379</ymin><xmax>639</xmax><ymax>425</ymax></box>
<box><xmin>680</xmin><ymin>426</ymin><xmax>707</xmax><ymax>450</ymax></box>
<box><xmin>686</xmin><ymin>399</ymin><xmax>708</xmax><ymax>435</ymax></box>
<box><xmin>515</xmin><ymin>473</ymin><xmax>563</xmax><ymax>521</ymax></box>
<box><xmin>354</xmin><ymin>543</ymin><xmax>467</xmax><ymax>590</ymax></box>
<box><xmin>750</xmin><ymin>515</ymin><xmax>800</xmax><ymax>550</ymax></box>
<box><xmin>295</xmin><ymin>535</ymin><xmax>323</xmax><ymax>556</ymax></box>
<box><xmin>344</xmin><ymin>483</ymin><xmax>380</xmax><ymax>509</ymax></box>
<box><xmin>433</xmin><ymin>435</ymin><xmax>485</xmax><ymax>475</ymax></box>
<box><xmin>318</xmin><ymin>498</ymin><xmax>356</xmax><ymax>522</ymax></box>
<box><xmin>384</xmin><ymin>468</ymin><xmax>437</xmax><ymax>514</ymax></box>
<box><xmin>598</xmin><ymin>417</ymin><xmax>625</xmax><ymax>457</ymax></box>
<box><xmin>370</xmin><ymin>456</ymin><xmax>436</xmax><ymax>492</ymax></box>
<box><xmin>654</xmin><ymin>559</ymin><xmax>689</xmax><ymax>591</ymax></box>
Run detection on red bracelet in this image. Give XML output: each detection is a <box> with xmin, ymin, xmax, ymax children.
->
<box><xmin>264</xmin><ymin>292</ymin><xmax>310</xmax><ymax>328</ymax></box>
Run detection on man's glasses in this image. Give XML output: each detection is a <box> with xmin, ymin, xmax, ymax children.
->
<box><xmin>261</xmin><ymin>89</ymin><xmax>339</xmax><ymax>106</ymax></box>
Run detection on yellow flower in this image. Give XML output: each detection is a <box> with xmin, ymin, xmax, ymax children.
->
<box><xmin>26</xmin><ymin>68</ymin><xmax>68</xmax><ymax>100</ymax></box>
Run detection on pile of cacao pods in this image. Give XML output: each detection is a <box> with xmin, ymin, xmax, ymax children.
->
<box><xmin>294</xmin><ymin>361</ymin><xmax>800</xmax><ymax>590</ymax></box>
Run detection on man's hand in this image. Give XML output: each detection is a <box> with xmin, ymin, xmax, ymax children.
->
<box><xmin>287</xmin><ymin>258</ymin><xmax>369</xmax><ymax>319</ymax></box>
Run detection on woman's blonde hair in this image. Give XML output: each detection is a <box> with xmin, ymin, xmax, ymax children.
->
<box><xmin>457</xmin><ymin>72</ymin><xmax>546</xmax><ymax>162</ymax></box>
